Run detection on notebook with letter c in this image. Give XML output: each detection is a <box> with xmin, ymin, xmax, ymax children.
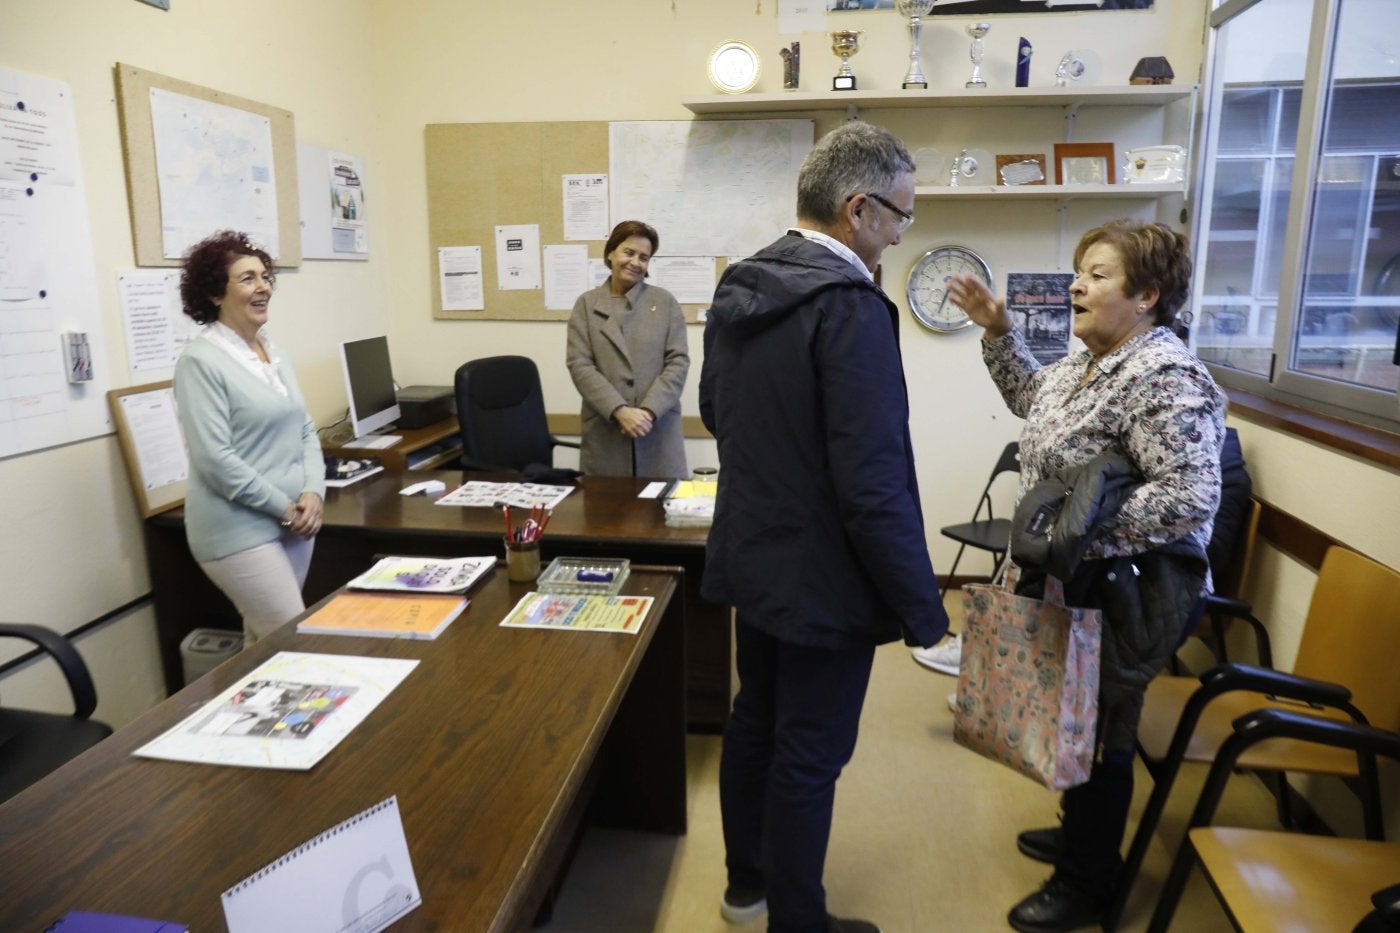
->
<box><xmin>221</xmin><ymin>796</ymin><xmax>420</xmax><ymax>933</ymax></box>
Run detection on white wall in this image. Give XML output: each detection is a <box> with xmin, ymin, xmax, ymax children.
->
<box><xmin>3</xmin><ymin>1</ymin><xmax>1397</xmax><ymax>758</ymax></box>
<box><xmin>0</xmin><ymin>0</ymin><xmax>392</xmax><ymax>726</ymax></box>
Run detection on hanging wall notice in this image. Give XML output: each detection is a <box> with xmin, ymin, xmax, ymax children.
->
<box><xmin>0</xmin><ymin>66</ymin><xmax>111</xmax><ymax>459</ymax></box>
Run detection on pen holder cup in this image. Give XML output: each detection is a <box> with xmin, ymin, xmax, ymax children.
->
<box><xmin>505</xmin><ymin>539</ymin><xmax>542</xmax><ymax>582</ymax></box>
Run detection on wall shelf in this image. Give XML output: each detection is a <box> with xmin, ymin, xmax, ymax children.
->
<box><xmin>681</xmin><ymin>85</ymin><xmax>1194</xmax><ymax>115</ymax></box>
<box><xmin>915</xmin><ymin>183</ymin><xmax>1182</xmax><ymax>201</ymax></box>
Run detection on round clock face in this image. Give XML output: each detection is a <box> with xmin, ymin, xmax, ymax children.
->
<box><xmin>906</xmin><ymin>245</ymin><xmax>993</xmax><ymax>334</ymax></box>
<box><xmin>708</xmin><ymin>41</ymin><xmax>760</xmax><ymax>94</ymax></box>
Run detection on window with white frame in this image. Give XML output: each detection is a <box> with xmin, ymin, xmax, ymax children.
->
<box><xmin>1193</xmin><ymin>0</ymin><xmax>1400</xmax><ymax>427</ymax></box>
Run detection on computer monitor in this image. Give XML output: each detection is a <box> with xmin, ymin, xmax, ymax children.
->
<box><xmin>339</xmin><ymin>335</ymin><xmax>401</xmax><ymax>440</ymax></box>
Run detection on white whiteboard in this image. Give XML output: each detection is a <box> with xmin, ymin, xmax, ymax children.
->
<box><xmin>609</xmin><ymin>120</ymin><xmax>812</xmax><ymax>259</ymax></box>
<box><xmin>0</xmin><ymin>66</ymin><xmax>110</xmax><ymax>459</ymax></box>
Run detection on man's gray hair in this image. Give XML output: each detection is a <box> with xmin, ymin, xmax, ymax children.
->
<box><xmin>796</xmin><ymin>121</ymin><xmax>915</xmax><ymax>225</ymax></box>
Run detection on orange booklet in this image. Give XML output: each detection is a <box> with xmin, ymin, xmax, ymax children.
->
<box><xmin>297</xmin><ymin>591</ymin><xmax>468</xmax><ymax>640</ymax></box>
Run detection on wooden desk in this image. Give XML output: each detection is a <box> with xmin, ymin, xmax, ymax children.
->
<box><xmin>144</xmin><ymin>473</ymin><xmax>731</xmax><ymax>731</ymax></box>
<box><xmin>0</xmin><ymin>567</ymin><xmax>686</xmax><ymax>932</ymax></box>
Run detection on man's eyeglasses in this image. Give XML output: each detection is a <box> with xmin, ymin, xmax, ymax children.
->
<box><xmin>866</xmin><ymin>192</ymin><xmax>915</xmax><ymax>233</ymax></box>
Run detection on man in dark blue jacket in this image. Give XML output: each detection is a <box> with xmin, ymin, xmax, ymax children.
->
<box><xmin>700</xmin><ymin>121</ymin><xmax>949</xmax><ymax>933</ymax></box>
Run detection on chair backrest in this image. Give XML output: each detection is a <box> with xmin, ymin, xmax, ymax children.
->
<box><xmin>454</xmin><ymin>356</ymin><xmax>555</xmax><ymax>472</ymax></box>
<box><xmin>972</xmin><ymin>441</ymin><xmax>1021</xmax><ymax>519</ymax></box>
<box><xmin>1293</xmin><ymin>547</ymin><xmax>1400</xmax><ymax>732</ymax></box>
<box><xmin>0</xmin><ymin>623</ymin><xmax>113</xmax><ymax>803</ymax></box>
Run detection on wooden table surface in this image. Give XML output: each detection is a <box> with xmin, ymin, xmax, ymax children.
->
<box><xmin>0</xmin><ymin>566</ymin><xmax>686</xmax><ymax>932</ymax></box>
<box><xmin>320</xmin><ymin>471</ymin><xmax>709</xmax><ymax>546</ymax></box>
<box><xmin>146</xmin><ymin>473</ymin><xmax>733</xmax><ymax>730</ymax></box>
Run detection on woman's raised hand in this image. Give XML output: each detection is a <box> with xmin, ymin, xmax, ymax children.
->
<box><xmin>947</xmin><ymin>273</ymin><xmax>1014</xmax><ymax>338</ymax></box>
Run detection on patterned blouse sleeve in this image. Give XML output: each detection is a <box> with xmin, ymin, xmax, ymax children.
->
<box><xmin>980</xmin><ymin>329</ymin><xmax>1046</xmax><ymax>419</ymax></box>
<box><xmin>1085</xmin><ymin>355</ymin><xmax>1225</xmax><ymax>558</ymax></box>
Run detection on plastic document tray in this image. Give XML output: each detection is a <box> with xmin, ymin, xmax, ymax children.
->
<box><xmin>536</xmin><ymin>557</ymin><xmax>631</xmax><ymax>597</ymax></box>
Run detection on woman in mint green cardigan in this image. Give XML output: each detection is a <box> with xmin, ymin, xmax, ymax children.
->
<box><xmin>173</xmin><ymin>231</ymin><xmax>326</xmax><ymax>643</ymax></box>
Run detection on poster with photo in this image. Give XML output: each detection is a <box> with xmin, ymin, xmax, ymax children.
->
<box><xmin>1006</xmin><ymin>272</ymin><xmax>1074</xmax><ymax>366</ymax></box>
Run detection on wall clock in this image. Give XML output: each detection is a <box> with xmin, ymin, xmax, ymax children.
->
<box><xmin>906</xmin><ymin>245</ymin><xmax>992</xmax><ymax>334</ymax></box>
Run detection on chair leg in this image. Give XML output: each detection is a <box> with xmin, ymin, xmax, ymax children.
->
<box><xmin>1102</xmin><ymin>747</ymin><xmax>1191</xmax><ymax>930</ymax></box>
<box><xmin>1272</xmin><ymin>771</ymin><xmax>1293</xmax><ymax>828</ymax></box>
<box><xmin>1359</xmin><ymin>751</ymin><xmax>1385</xmax><ymax>840</ymax></box>
<box><xmin>1144</xmin><ymin>837</ymin><xmax>1199</xmax><ymax>933</ymax></box>
<box><xmin>939</xmin><ymin>544</ymin><xmax>968</xmax><ymax>599</ymax></box>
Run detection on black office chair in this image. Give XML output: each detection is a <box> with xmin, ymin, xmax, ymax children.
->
<box><xmin>0</xmin><ymin>623</ymin><xmax>113</xmax><ymax>803</ymax></box>
<box><xmin>454</xmin><ymin>356</ymin><xmax>580</xmax><ymax>474</ymax></box>
<box><xmin>938</xmin><ymin>441</ymin><xmax>1020</xmax><ymax>597</ymax></box>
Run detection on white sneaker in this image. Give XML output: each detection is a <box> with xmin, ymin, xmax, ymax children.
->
<box><xmin>911</xmin><ymin>634</ymin><xmax>961</xmax><ymax>676</ymax></box>
<box><xmin>720</xmin><ymin>887</ymin><xmax>768</xmax><ymax>924</ymax></box>
<box><xmin>947</xmin><ymin>690</ymin><xmax>959</xmax><ymax>713</ymax></box>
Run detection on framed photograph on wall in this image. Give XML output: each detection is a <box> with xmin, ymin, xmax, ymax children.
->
<box><xmin>1054</xmin><ymin>143</ymin><xmax>1116</xmax><ymax>185</ymax></box>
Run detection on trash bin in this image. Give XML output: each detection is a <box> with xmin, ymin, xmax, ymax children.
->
<box><xmin>180</xmin><ymin>628</ymin><xmax>244</xmax><ymax>685</ymax></box>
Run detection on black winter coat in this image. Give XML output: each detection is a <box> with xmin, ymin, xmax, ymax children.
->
<box><xmin>1012</xmin><ymin>454</ymin><xmax>1208</xmax><ymax>751</ymax></box>
<box><xmin>699</xmin><ymin>233</ymin><xmax>948</xmax><ymax>650</ymax></box>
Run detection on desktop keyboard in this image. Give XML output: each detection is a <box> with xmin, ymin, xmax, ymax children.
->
<box><xmin>343</xmin><ymin>434</ymin><xmax>403</xmax><ymax>450</ymax></box>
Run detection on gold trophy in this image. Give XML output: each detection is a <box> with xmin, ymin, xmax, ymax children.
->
<box><xmin>830</xmin><ymin>30</ymin><xmax>862</xmax><ymax>91</ymax></box>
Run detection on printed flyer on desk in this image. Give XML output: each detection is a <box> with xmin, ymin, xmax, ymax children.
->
<box><xmin>133</xmin><ymin>652</ymin><xmax>417</xmax><ymax>770</ymax></box>
<box><xmin>499</xmin><ymin>592</ymin><xmax>653</xmax><ymax>634</ymax></box>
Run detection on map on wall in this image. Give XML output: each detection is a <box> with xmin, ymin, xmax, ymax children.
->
<box><xmin>149</xmin><ymin>88</ymin><xmax>280</xmax><ymax>260</ymax></box>
<box><xmin>609</xmin><ymin>120</ymin><xmax>813</xmax><ymax>260</ymax></box>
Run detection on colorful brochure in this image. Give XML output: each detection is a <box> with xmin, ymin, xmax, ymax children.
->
<box><xmin>346</xmin><ymin>555</ymin><xmax>494</xmax><ymax>594</ymax></box>
<box><xmin>133</xmin><ymin>652</ymin><xmax>417</xmax><ymax>770</ymax></box>
<box><xmin>498</xmin><ymin>592</ymin><xmax>653</xmax><ymax>634</ymax></box>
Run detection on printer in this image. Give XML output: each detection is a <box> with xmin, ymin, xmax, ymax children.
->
<box><xmin>396</xmin><ymin>385</ymin><xmax>455</xmax><ymax>429</ymax></box>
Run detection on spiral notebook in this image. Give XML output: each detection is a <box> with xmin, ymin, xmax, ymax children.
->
<box><xmin>221</xmin><ymin>796</ymin><xmax>421</xmax><ymax>933</ymax></box>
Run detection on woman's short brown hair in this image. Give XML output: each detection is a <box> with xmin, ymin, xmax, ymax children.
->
<box><xmin>1074</xmin><ymin>219</ymin><xmax>1191</xmax><ymax>326</ymax></box>
<box><xmin>603</xmin><ymin>220</ymin><xmax>659</xmax><ymax>272</ymax></box>
<box><xmin>179</xmin><ymin>230</ymin><xmax>275</xmax><ymax>325</ymax></box>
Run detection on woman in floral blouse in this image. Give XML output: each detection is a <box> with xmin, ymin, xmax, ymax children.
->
<box><xmin>948</xmin><ymin>219</ymin><xmax>1225</xmax><ymax>933</ymax></box>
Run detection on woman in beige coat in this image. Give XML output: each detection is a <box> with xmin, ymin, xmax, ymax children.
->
<box><xmin>566</xmin><ymin>220</ymin><xmax>690</xmax><ymax>477</ymax></box>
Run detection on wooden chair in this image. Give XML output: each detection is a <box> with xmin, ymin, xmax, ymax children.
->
<box><xmin>1146</xmin><ymin>708</ymin><xmax>1400</xmax><ymax>933</ymax></box>
<box><xmin>1105</xmin><ymin>546</ymin><xmax>1400</xmax><ymax>929</ymax></box>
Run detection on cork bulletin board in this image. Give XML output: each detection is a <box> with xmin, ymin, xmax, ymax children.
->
<box><xmin>426</xmin><ymin>121</ymin><xmax>713</xmax><ymax>324</ymax></box>
<box><xmin>114</xmin><ymin>63</ymin><xmax>302</xmax><ymax>268</ymax></box>
<box><xmin>427</xmin><ymin>121</ymin><xmax>603</xmax><ymax>322</ymax></box>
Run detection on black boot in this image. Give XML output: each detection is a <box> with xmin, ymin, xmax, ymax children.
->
<box><xmin>1007</xmin><ymin>874</ymin><xmax>1103</xmax><ymax>933</ymax></box>
<box><xmin>1017</xmin><ymin>826</ymin><xmax>1064</xmax><ymax>864</ymax></box>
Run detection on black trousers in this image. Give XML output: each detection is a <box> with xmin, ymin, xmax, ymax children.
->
<box><xmin>719</xmin><ymin>617</ymin><xmax>876</xmax><ymax>933</ymax></box>
<box><xmin>1054</xmin><ymin>746</ymin><xmax>1135</xmax><ymax>901</ymax></box>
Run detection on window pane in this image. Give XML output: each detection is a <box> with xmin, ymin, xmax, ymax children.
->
<box><xmin>1195</xmin><ymin>0</ymin><xmax>1305</xmax><ymax>379</ymax></box>
<box><xmin>1288</xmin><ymin>2</ymin><xmax>1400</xmax><ymax>394</ymax></box>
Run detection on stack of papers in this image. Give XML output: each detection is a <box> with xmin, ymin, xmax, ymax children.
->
<box><xmin>662</xmin><ymin>481</ymin><xmax>715</xmax><ymax>528</ymax></box>
<box><xmin>297</xmin><ymin>592</ymin><xmax>468</xmax><ymax>641</ymax></box>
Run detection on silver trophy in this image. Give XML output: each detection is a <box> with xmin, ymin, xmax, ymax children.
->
<box><xmin>830</xmin><ymin>30</ymin><xmax>862</xmax><ymax>91</ymax></box>
<box><xmin>965</xmin><ymin>22</ymin><xmax>991</xmax><ymax>89</ymax></box>
<box><xmin>896</xmin><ymin>0</ymin><xmax>936</xmax><ymax>90</ymax></box>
